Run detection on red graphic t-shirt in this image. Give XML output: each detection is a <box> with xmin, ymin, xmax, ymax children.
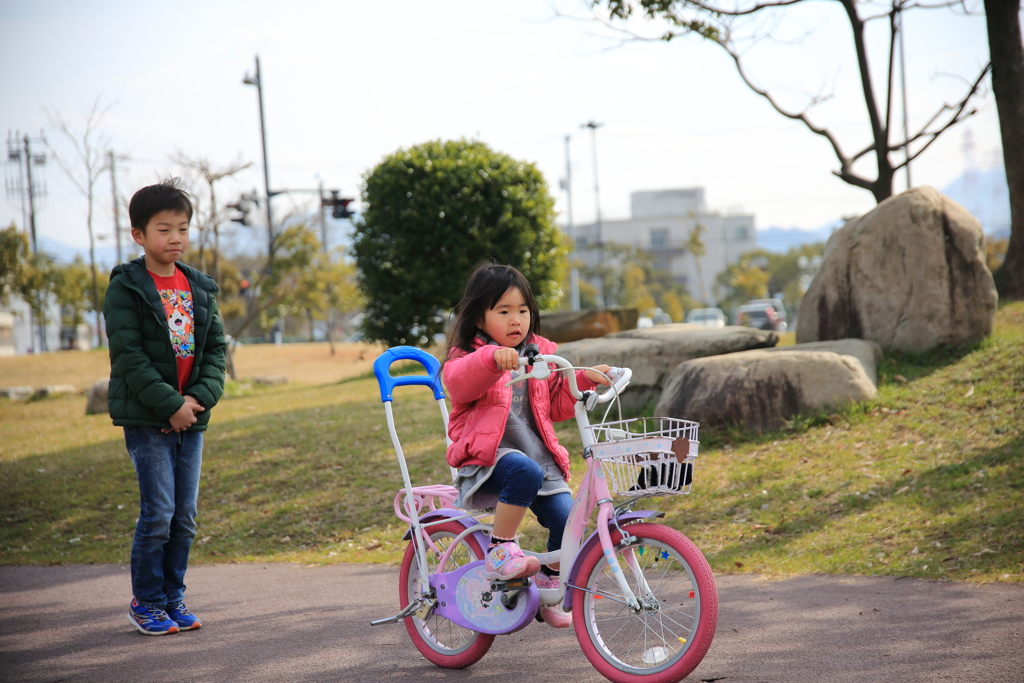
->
<box><xmin>149</xmin><ymin>268</ymin><xmax>196</xmax><ymax>394</ymax></box>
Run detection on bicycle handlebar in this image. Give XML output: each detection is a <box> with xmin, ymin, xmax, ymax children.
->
<box><xmin>509</xmin><ymin>353</ymin><xmax>632</xmax><ymax>405</ymax></box>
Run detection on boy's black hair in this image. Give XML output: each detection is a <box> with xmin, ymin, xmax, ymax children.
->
<box><xmin>128</xmin><ymin>179</ymin><xmax>194</xmax><ymax>230</ymax></box>
<box><xmin>446</xmin><ymin>262</ymin><xmax>541</xmax><ymax>359</ymax></box>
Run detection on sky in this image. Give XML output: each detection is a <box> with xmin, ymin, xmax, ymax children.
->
<box><xmin>0</xmin><ymin>0</ymin><xmax>1007</xmax><ymax>263</ymax></box>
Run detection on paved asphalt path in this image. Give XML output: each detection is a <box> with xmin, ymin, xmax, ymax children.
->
<box><xmin>1</xmin><ymin>563</ymin><xmax>1022</xmax><ymax>683</ymax></box>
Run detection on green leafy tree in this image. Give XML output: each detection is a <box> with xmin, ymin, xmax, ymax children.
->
<box><xmin>715</xmin><ymin>252</ymin><xmax>771</xmax><ymax>310</ymax></box>
<box><xmin>14</xmin><ymin>251</ymin><xmax>58</xmax><ymax>350</ymax></box>
<box><xmin>352</xmin><ymin>138</ymin><xmax>565</xmax><ymax>346</ymax></box>
<box><xmin>52</xmin><ymin>256</ymin><xmax>107</xmax><ymax>331</ymax></box>
<box><xmin>686</xmin><ymin>224</ymin><xmax>708</xmax><ymax>305</ymax></box>
<box><xmin>0</xmin><ymin>223</ymin><xmax>29</xmax><ymax>306</ymax></box>
<box><xmin>283</xmin><ymin>248</ymin><xmax>363</xmax><ymax>344</ymax></box>
<box><xmin>251</xmin><ymin>224</ymin><xmax>320</xmax><ymax>336</ymax></box>
<box><xmin>581</xmin><ymin>244</ymin><xmax>697</xmax><ymax>320</ymax></box>
<box><xmin>715</xmin><ymin>244</ymin><xmax>826</xmax><ymax>312</ymax></box>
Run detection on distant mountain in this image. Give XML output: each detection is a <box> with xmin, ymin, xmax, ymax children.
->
<box><xmin>756</xmin><ymin>223</ymin><xmax>838</xmax><ymax>254</ymax></box>
<box><xmin>37</xmin><ymin>237</ymin><xmax>129</xmax><ymax>270</ymax></box>
<box><xmin>942</xmin><ymin>166</ymin><xmax>1010</xmax><ymax>239</ymax></box>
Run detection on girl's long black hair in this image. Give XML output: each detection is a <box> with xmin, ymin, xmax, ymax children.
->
<box><xmin>446</xmin><ymin>262</ymin><xmax>541</xmax><ymax>361</ymax></box>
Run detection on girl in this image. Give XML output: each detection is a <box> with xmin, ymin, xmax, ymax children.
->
<box><xmin>443</xmin><ymin>263</ymin><xmax>610</xmax><ymax>629</ymax></box>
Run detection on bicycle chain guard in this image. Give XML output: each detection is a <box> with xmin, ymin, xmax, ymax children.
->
<box><xmin>427</xmin><ymin>560</ymin><xmax>540</xmax><ymax>635</ymax></box>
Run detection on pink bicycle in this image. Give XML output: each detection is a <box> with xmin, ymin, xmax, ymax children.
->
<box><xmin>370</xmin><ymin>346</ymin><xmax>718</xmax><ymax>683</ymax></box>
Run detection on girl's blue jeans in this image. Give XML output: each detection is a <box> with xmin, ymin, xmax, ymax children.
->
<box><xmin>476</xmin><ymin>452</ymin><xmax>573</xmax><ymax>553</ymax></box>
<box><xmin>124</xmin><ymin>426</ymin><xmax>203</xmax><ymax>608</ymax></box>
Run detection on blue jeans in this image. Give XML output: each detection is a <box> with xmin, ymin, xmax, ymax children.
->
<box><xmin>477</xmin><ymin>452</ymin><xmax>573</xmax><ymax>553</ymax></box>
<box><xmin>124</xmin><ymin>427</ymin><xmax>203</xmax><ymax>607</ymax></box>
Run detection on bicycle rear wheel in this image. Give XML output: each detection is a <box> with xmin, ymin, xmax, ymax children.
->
<box><xmin>572</xmin><ymin>523</ymin><xmax>717</xmax><ymax>683</ymax></box>
<box><xmin>398</xmin><ymin>521</ymin><xmax>494</xmax><ymax>668</ymax></box>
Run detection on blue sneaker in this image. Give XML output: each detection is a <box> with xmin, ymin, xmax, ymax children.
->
<box><xmin>166</xmin><ymin>602</ymin><xmax>202</xmax><ymax>631</ymax></box>
<box><xmin>128</xmin><ymin>598</ymin><xmax>179</xmax><ymax>635</ymax></box>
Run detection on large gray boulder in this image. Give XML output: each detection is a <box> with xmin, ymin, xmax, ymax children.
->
<box><xmin>797</xmin><ymin>186</ymin><xmax>997</xmax><ymax>353</ymax></box>
<box><xmin>655</xmin><ymin>347</ymin><xmax>877</xmax><ymax>434</ymax></box>
<box><xmin>85</xmin><ymin>378</ymin><xmax>110</xmax><ymax>415</ymax></box>
<box><xmin>556</xmin><ymin>324</ymin><xmax>778</xmax><ymax>410</ymax></box>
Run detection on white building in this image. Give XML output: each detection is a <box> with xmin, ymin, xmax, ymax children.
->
<box><xmin>573</xmin><ymin>188</ymin><xmax>756</xmax><ymax>306</ymax></box>
<box><xmin>0</xmin><ymin>297</ymin><xmax>93</xmax><ymax>355</ymax></box>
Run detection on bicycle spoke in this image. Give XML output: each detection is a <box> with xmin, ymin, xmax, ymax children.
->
<box><xmin>583</xmin><ymin>536</ymin><xmax>706</xmax><ymax>671</ymax></box>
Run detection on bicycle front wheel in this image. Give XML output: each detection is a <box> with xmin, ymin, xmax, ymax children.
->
<box><xmin>572</xmin><ymin>523</ymin><xmax>717</xmax><ymax>683</ymax></box>
<box><xmin>398</xmin><ymin>521</ymin><xmax>494</xmax><ymax>668</ymax></box>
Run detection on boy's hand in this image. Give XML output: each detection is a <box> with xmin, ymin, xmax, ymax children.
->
<box><xmin>183</xmin><ymin>395</ymin><xmax>205</xmax><ymax>414</ymax></box>
<box><xmin>493</xmin><ymin>347</ymin><xmax>519</xmax><ymax>372</ymax></box>
<box><xmin>163</xmin><ymin>396</ymin><xmax>205</xmax><ymax>433</ymax></box>
<box><xmin>585</xmin><ymin>364</ymin><xmax>613</xmax><ymax>386</ymax></box>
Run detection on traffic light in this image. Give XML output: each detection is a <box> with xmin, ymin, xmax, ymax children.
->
<box><xmin>227</xmin><ymin>199</ymin><xmax>253</xmax><ymax>226</ymax></box>
<box><xmin>322</xmin><ymin>189</ymin><xmax>354</xmax><ymax>220</ymax></box>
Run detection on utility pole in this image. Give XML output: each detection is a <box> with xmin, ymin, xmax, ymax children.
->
<box><xmin>582</xmin><ymin>120</ymin><xmax>605</xmax><ymax>307</ymax></box>
<box><xmin>109</xmin><ymin>150</ymin><xmax>123</xmax><ymax>263</ymax></box>
<box><xmin>6</xmin><ymin>130</ymin><xmax>49</xmax><ymax>351</ymax></box>
<box><xmin>318</xmin><ymin>176</ymin><xmax>328</xmax><ymax>253</ymax></box>
<box><xmin>898</xmin><ymin>12</ymin><xmax>912</xmax><ymax>190</ymax></box>
<box><xmin>243</xmin><ymin>55</ymin><xmax>275</xmax><ymax>261</ymax></box>
<box><xmin>561</xmin><ymin>135</ymin><xmax>580</xmax><ymax>311</ymax></box>
<box><xmin>23</xmin><ymin>134</ymin><xmax>41</xmax><ymax>255</ymax></box>
<box><xmin>317</xmin><ymin>175</ymin><xmax>333</xmax><ymax>352</ymax></box>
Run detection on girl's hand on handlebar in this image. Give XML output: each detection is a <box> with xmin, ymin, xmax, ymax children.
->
<box><xmin>584</xmin><ymin>364</ymin><xmax>612</xmax><ymax>385</ymax></box>
<box><xmin>493</xmin><ymin>347</ymin><xmax>520</xmax><ymax>371</ymax></box>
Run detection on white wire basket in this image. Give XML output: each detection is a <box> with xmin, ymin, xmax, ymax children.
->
<box><xmin>587</xmin><ymin>417</ymin><xmax>700</xmax><ymax>498</ymax></box>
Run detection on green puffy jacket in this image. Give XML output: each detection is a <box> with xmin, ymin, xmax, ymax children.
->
<box><xmin>104</xmin><ymin>257</ymin><xmax>226</xmax><ymax>430</ymax></box>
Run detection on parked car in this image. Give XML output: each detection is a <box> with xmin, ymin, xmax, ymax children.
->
<box><xmin>685</xmin><ymin>307</ymin><xmax>726</xmax><ymax>328</ymax></box>
<box><xmin>745</xmin><ymin>298</ymin><xmax>788</xmax><ymax>331</ymax></box>
<box><xmin>734</xmin><ymin>304</ymin><xmax>784</xmax><ymax>331</ymax></box>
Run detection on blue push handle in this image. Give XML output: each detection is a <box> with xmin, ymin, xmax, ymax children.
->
<box><xmin>373</xmin><ymin>346</ymin><xmax>445</xmax><ymax>403</ymax></box>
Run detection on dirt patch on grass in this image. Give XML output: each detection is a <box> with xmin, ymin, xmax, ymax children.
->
<box><xmin>232</xmin><ymin>342</ymin><xmax>382</xmax><ymax>385</ymax></box>
<box><xmin>0</xmin><ymin>350</ymin><xmax>111</xmax><ymax>392</ymax></box>
<box><xmin>0</xmin><ymin>342</ymin><xmax>385</xmax><ymax>391</ymax></box>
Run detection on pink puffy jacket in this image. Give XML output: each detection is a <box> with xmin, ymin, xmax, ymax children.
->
<box><xmin>444</xmin><ymin>334</ymin><xmax>597</xmax><ymax>481</ymax></box>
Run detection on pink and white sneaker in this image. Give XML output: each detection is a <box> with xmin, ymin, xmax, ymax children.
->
<box><xmin>484</xmin><ymin>542</ymin><xmax>540</xmax><ymax>581</ymax></box>
<box><xmin>534</xmin><ymin>572</ymin><xmax>560</xmax><ymax>590</ymax></box>
<box><xmin>539</xmin><ymin>604</ymin><xmax>573</xmax><ymax>628</ymax></box>
<box><xmin>533</xmin><ymin>572</ymin><xmax>572</xmax><ymax>627</ymax></box>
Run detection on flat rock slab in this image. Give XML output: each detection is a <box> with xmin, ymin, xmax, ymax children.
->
<box><xmin>33</xmin><ymin>384</ymin><xmax>77</xmax><ymax>398</ymax></box>
<box><xmin>541</xmin><ymin>307</ymin><xmax>639</xmax><ymax>343</ymax></box>
<box><xmin>763</xmin><ymin>338</ymin><xmax>883</xmax><ymax>386</ymax></box>
<box><xmin>557</xmin><ymin>324</ymin><xmax>777</xmax><ymax>410</ymax></box>
<box><xmin>1</xmin><ymin>564</ymin><xmax>1021</xmax><ymax>682</ymax></box>
<box><xmin>0</xmin><ymin>386</ymin><xmax>33</xmax><ymax>401</ymax></box>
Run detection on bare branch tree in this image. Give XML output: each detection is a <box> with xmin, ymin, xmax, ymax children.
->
<box><xmin>47</xmin><ymin>95</ymin><xmax>116</xmax><ymax>347</ymax></box>
<box><xmin>589</xmin><ymin>0</ymin><xmax>991</xmax><ymax>203</ymax></box>
<box><xmin>169</xmin><ymin>151</ymin><xmax>253</xmax><ymax>288</ymax></box>
<box><xmin>984</xmin><ymin>0</ymin><xmax>1024</xmax><ymax>300</ymax></box>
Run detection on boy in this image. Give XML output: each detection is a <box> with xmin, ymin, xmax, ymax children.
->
<box><xmin>105</xmin><ymin>180</ymin><xmax>226</xmax><ymax>635</ymax></box>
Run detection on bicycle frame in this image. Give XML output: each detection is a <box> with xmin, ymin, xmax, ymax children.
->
<box><xmin>371</xmin><ymin>346</ymin><xmax>653</xmax><ymax>626</ymax></box>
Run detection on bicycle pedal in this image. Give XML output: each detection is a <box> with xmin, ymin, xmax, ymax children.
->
<box><xmin>489</xmin><ymin>577</ymin><xmax>531</xmax><ymax>592</ymax></box>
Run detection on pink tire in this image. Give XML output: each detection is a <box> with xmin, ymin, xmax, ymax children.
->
<box><xmin>571</xmin><ymin>523</ymin><xmax>717</xmax><ymax>682</ymax></box>
<box><xmin>398</xmin><ymin>521</ymin><xmax>494</xmax><ymax>668</ymax></box>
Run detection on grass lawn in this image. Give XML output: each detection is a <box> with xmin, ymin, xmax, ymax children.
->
<box><xmin>0</xmin><ymin>340</ymin><xmax>383</xmax><ymax>390</ymax></box>
<box><xmin>1</xmin><ymin>307</ymin><xmax>1021</xmax><ymax>585</ymax></box>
